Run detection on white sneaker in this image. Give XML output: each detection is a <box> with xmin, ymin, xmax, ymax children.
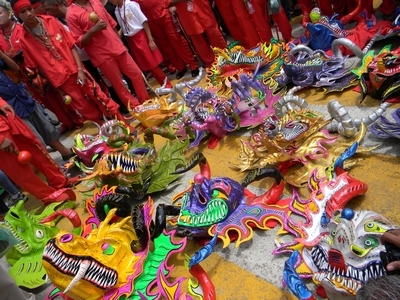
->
<box><xmin>6</xmin><ymin>192</ymin><xmax>28</xmax><ymax>208</ymax></box>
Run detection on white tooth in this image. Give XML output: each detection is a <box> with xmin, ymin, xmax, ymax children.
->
<box><xmin>117</xmin><ymin>155</ymin><xmax>121</xmax><ymax>168</ymax></box>
<box><xmin>346</xmin><ymin>268</ymin><xmax>351</xmax><ymax>277</ymax></box>
<box><xmin>64</xmin><ymin>260</ymin><xmax>91</xmax><ymax>294</ymax></box>
<box><xmin>333</xmin><ymin>267</ymin><xmax>336</xmax><ymax>274</ymax></box>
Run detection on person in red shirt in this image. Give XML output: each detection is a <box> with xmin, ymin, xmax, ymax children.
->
<box><xmin>0</xmin><ymin>1</ymin><xmax>83</xmax><ymax>131</ymax></box>
<box><xmin>213</xmin><ymin>0</ymin><xmax>251</xmax><ymax>48</ymax></box>
<box><xmin>12</xmin><ymin>0</ymin><xmax>127</xmax><ymax>123</ymax></box>
<box><xmin>167</xmin><ymin>0</ymin><xmax>227</xmax><ymax>67</ymax></box>
<box><xmin>110</xmin><ymin>0</ymin><xmax>172</xmax><ymax>88</ymax></box>
<box><xmin>66</xmin><ymin>0</ymin><xmax>150</xmax><ymax>108</ymax></box>
<box><xmin>168</xmin><ymin>0</ymin><xmax>227</xmax><ymax>67</ymax></box>
<box><xmin>134</xmin><ymin>0</ymin><xmax>199</xmax><ymax>79</ymax></box>
<box><xmin>0</xmin><ymin>99</ymin><xmax>75</xmax><ymax>204</ymax></box>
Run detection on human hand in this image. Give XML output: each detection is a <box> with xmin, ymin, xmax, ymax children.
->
<box><xmin>77</xmin><ymin>69</ymin><xmax>87</xmax><ymax>86</ymax></box>
<box><xmin>91</xmin><ymin>20</ymin><xmax>107</xmax><ymax>33</ymax></box>
<box><xmin>149</xmin><ymin>40</ymin><xmax>157</xmax><ymax>51</ymax></box>
<box><xmin>169</xmin><ymin>6</ymin><xmax>177</xmax><ymax>15</ymax></box>
<box><xmin>0</xmin><ymin>104</ymin><xmax>15</xmax><ymax>117</ymax></box>
<box><xmin>0</xmin><ymin>138</ymin><xmax>15</xmax><ymax>153</ymax></box>
<box><xmin>381</xmin><ymin>229</ymin><xmax>400</xmax><ymax>272</ymax></box>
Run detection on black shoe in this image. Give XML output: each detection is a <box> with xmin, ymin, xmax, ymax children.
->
<box><xmin>49</xmin><ymin>119</ymin><xmax>61</xmax><ymax>126</ymax></box>
<box><xmin>176</xmin><ymin>68</ymin><xmax>187</xmax><ymax>80</ymax></box>
<box><xmin>191</xmin><ymin>68</ymin><xmax>199</xmax><ymax>77</ymax></box>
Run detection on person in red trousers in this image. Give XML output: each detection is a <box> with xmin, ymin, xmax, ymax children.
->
<box><xmin>13</xmin><ymin>0</ymin><xmax>128</xmax><ymax>122</ymax></box>
<box><xmin>213</xmin><ymin>0</ymin><xmax>250</xmax><ymax>48</ymax></box>
<box><xmin>66</xmin><ymin>0</ymin><xmax>150</xmax><ymax>108</ymax></box>
<box><xmin>110</xmin><ymin>0</ymin><xmax>172</xmax><ymax>88</ymax></box>
<box><xmin>252</xmin><ymin>0</ymin><xmax>292</xmax><ymax>42</ymax></box>
<box><xmin>134</xmin><ymin>0</ymin><xmax>199</xmax><ymax>79</ymax></box>
<box><xmin>168</xmin><ymin>0</ymin><xmax>227</xmax><ymax>67</ymax></box>
<box><xmin>0</xmin><ymin>1</ymin><xmax>83</xmax><ymax>131</ymax></box>
<box><xmin>0</xmin><ymin>99</ymin><xmax>75</xmax><ymax>204</ymax></box>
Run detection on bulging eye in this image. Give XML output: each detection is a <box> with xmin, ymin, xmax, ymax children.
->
<box><xmin>36</xmin><ymin>230</ymin><xmax>44</xmax><ymax>239</ymax></box>
<box><xmin>60</xmin><ymin>233</ymin><xmax>73</xmax><ymax>243</ymax></box>
<box><xmin>102</xmin><ymin>242</ymin><xmax>115</xmax><ymax>255</ymax></box>
<box><xmin>364</xmin><ymin>238</ymin><xmax>378</xmax><ymax>249</ymax></box>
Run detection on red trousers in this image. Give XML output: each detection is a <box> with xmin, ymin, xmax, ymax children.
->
<box><xmin>214</xmin><ymin>0</ymin><xmax>250</xmax><ymax>47</ymax></box>
<box><xmin>148</xmin><ymin>13</ymin><xmax>198</xmax><ymax>71</ymax></box>
<box><xmin>0</xmin><ymin>117</ymin><xmax>69</xmax><ymax>200</ymax></box>
<box><xmin>60</xmin><ymin>72</ymin><xmax>120</xmax><ymax>121</ymax></box>
<box><xmin>190</xmin><ymin>24</ymin><xmax>227</xmax><ymax>66</ymax></box>
<box><xmin>231</xmin><ymin>0</ymin><xmax>261</xmax><ymax>48</ymax></box>
<box><xmin>253</xmin><ymin>0</ymin><xmax>292</xmax><ymax>41</ymax></box>
<box><xmin>98</xmin><ymin>51</ymin><xmax>149</xmax><ymax>108</ymax></box>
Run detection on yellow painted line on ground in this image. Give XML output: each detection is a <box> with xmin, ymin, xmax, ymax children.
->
<box><xmin>169</xmin><ymin>240</ymin><xmax>298</xmax><ymax>300</ymax></box>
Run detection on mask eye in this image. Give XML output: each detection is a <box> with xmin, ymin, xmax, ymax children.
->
<box><xmin>36</xmin><ymin>230</ymin><xmax>44</xmax><ymax>239</ymax></box>
<box><xmin>364</xmin><ymin>238</ymin><xmax>378</xmax><ymax>249</ymax></box>
<box><xmin>102</xmin><ymin>242</ymin><xmax>115</xmax><ymax>255</ymax></box>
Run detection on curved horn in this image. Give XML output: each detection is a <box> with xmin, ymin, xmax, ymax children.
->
<box><xmin>172</xmin><ymin>152</ymin><xmax>211</xmax><ymax>179</ymax></box>
<box><xmin>289</xmin><ymin>45</ymin><xmax>314</xmax><ymax>56</ymax></box>
<box><xmin>295</xmin><ymin>4</ymin><xmax>310</xmax><ymax>28</ymax></box>
<box><xmin>326</xmin><ymin>100</ymin><xmax>357</xmax><ymax>137</ymax></box>
<box><xmin>91</xmin><ymin>120</ymin><xmax>102</xmax><ymax>135</ymax></box>
<box><xmin>354</xmin><ymin>102</ymin><xmax>390</xmax><ymax>128</ymax></box>
<box><xmin>327</xmin><ymin>100</ymin><xmax>390</xmax><ymax>137</ymax></box>
<box><xmin>340</xmin><ymin>0</ymin><xmax>362</xmax><ymax>25</ymax></box>
<box><xmin>332</xmin><ymin>38</ymin><xmax>364</xmax><ymax>59</ymax></box>
<box><xmin>174</xmin><ymin>67</ymin><xmax>204</xmax><ymax>99</ymax></box>
<box><xmin>241</xmin><ymin>168</ymin><xmax>284</xmax><ymax>188</ymax></box>
<box><xmin>275</xmin><ymin>88</ymin><xmax>309</xmax><ymax>118</ymax></box>
<box><xmin>130</xmin><ymin>204</ymin><xmax>148</xmax><ymax>253</ymax></box>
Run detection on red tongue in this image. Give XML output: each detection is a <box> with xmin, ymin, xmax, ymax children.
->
<box><xmin>328</xmin><ymin>249</ymin><xmax>347</xmax><ymax>273</ymax></box>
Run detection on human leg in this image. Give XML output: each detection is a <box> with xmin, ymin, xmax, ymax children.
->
<box><xmin>214</xmin><ymin>0</ymin><xmax>250</xmax><ymax>47</ymax></box>
<box><xmin>59</xmin><ymin>76</ymin><xmax>103</xmax><ymax>121</ymax></box>
<box><xmin>149</xmin><ymin>67</ymin><xmax>172</xmax><ymax>87</ymax></box>
<box><xmin>0</xmin><ymin>169</ymin><xmax>19</xmax><ymax>196</ymax></box>
<box><xmin>231</xmin><ymin>0</ymin><xmax>262</xmax><ymax>48</ymax></box>
<box><xmin>160</xmin><ymin>13</ymin><xmax>199</xmax><ymax>71</ymax></box>
<box><xmin>115</xmin><ymin>51</ymin><xmax>150</xmax><ymax>104</ymax></box>
<box><xmin>189</xmin><ymin>33</ymin><xmax>216</xmax><ymax>66</ymax></box>
<box><xmin>0</xmin><ymin>266</ymin><xmax>35</xmax><ymax>299</ymax></box>
<box><xmin>271</xmin><ymin>5</ymin><xmax>293</xmax><ymax>40</ymax></box>
<box><xmin>204</xmin><ymin>23</ymin><xmax>227</xmax><ymax>49</ymax></box>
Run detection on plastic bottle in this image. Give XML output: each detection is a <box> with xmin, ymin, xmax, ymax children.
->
<box><xmin>246</xmin><ymin>0</ymin><xmax>255</xmax><ymax>14</ymax></box>
<box><xmin>187</xmin><ymin>0</ymin><xmax>194</xmax><ymax>12</ymax></box>
<box><xmin>171</xmin><ymin>13</ymin><xmax>181</xmax><ymax>32</ymax></box>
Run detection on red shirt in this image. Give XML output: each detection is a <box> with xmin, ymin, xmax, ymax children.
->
<box><xmin>19</xmin><ymin>15</ymin><xmax>78</xmax><ymax>88</ymax></box>
<box><xmin>134</xmin><ymin>0</ymin><xmax>167</xmax><ymax>21</ymax></box>
<box><xmin>0</xmin><ymin>97</ymin><xmax>37</xmax><ymax>145</ymax></box>
<box><xmin>0</xmin><ymin>23</ymin><xmax>24</xmax><ymax>58</ymax></box>
<box><xmin>66</xmin><ymin>0</ymin><xmax>126</xmax><ymax>67</ymax></box>
<box><xmin>171</xmin><ymin>0</ymin><xmax>216</xmax><ymax>35</ymax></box>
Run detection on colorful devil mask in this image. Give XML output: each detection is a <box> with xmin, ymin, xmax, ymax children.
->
<box><xmin>304</xmin><ymin>209</ymin><xmax>394</xmax><ymax>299</ymax></box>
<box><xmin>43</xmin><ymin>199</ymin><xmax>187</xmax><ymax>300</ymax></box>
<box><xmin>79</xmin><ymin>138</ymin><xmax>188</xmax><ymax>194</ymax></box>
<box><xmin>0</xmin><ymin>200</ymin><xmax>75</xmax><ymax>288</ymax></box>
<box><xmin>170</xmin><ymin>153</ymin><xmax>291</xmax><ymax>247</ymax></box>
<box><xmin>357</xmin><ymin>45</ymin><xmax>400</xmax><ymax>102</ymax></box>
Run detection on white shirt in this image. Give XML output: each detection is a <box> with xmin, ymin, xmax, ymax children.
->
<box><xmin>115</xmin><ymin>1</ymin><xmax>147</xmax><ymax>37</ymax></box>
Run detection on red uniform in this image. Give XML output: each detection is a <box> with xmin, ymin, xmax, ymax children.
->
<box><xmin>214</xmin><ymin>0</ymin><xmax>250</xmax><ymax>48</ymax></box>
<box><xmin>230</xmin><ymin>0</ymin><xmax>261</xmax><ymax>48</ymax></box>
<box><xmin>172</xmin><ymin>0</ymin><xmax>227</xmax><ymax>66</ymax></box>
<box><xmin>0</xmin><ymin>98</ymin><xmax>75</xmax><ymax>203</ymax></box>
<box><xmin>252</xmin><ymin>0</ymin><xmax>292</xmax><ymax>41</ymax></box>
<box><xmin>135</xmin><ymin>0</ymin><xmax>198</xmax><ymax>72</ymax></box>
<box><xmin>19</xmin><ymin>16</ymin><xmax>120</xmax><ymax>121</ymax></box>
<box><xmin>67</xmin><ymin>0</ymin><xmax>149</xmax><ymax>107</ymax></box>
<box><xmin>0</xmin><ymin>23</ymin><xmax>83</xmax><ymax>130</ymax></box>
